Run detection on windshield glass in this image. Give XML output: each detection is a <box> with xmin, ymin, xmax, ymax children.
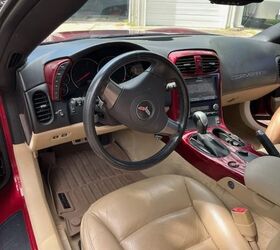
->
<box><xmin>45</xmin><ymin>0</ymin><xmax>280</xmax><ymax>43</ymax></box>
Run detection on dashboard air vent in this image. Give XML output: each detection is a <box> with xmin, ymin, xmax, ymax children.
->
<box><xmin>201</xmin><ymin>55</ymin><xmax>219</xmax><ymax>74</ymax></box>
<box><xmin>175</xmin><ymin>56</ymin><xmax>196</xmax><ymax>75</ymax></box>
<box><xmin>32</xmin><ymin>91</ymin><xmax>53</xmax><ymax>124</ymax></box>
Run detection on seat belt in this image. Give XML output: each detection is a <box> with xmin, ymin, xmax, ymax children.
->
<box><xmin>231</xmin><ymin>207</ymin><xmax>259</xmax><ymax>250</ymax></box>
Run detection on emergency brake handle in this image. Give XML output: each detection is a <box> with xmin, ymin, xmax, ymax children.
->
<box><xmin>256</xmin><ymin>130</ymin><xmax>280</xmax><ymax>157</ymax></box>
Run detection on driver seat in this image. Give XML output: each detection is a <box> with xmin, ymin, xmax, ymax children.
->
<box><xmin>81</xmin><ymin>175</ymin><xmax>251</xmax><ymax>250</ymax></box>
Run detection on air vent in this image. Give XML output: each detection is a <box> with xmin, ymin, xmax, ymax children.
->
<box><xmin>201</xmin><ymin>55</ymin><xmax>219</xmax><ymax>74</ymax></box>
<box><xmin>8</xmin><ymin>53</ymin><xmax>22</xmax><ymax>68</ymax></box>
<box><xmin>32</xmin><ymin>91</ymin><xmax>53</xmax><ymax>124</ymax></box>
<box><xmin>175</xmin><ymin>56</ymin><xmax>196</xmax><ymax>75</ymax></box>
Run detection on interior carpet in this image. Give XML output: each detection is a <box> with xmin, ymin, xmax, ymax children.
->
<box><xmin>48</xmin><ymin>142</ymin><xmax>145</xmax><ymax>236</ymax></box>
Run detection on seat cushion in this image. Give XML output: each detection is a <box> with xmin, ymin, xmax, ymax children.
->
<box><xmin>81</xmin><ymin>175</ymin><xmax>250</xmax><ymax>250</ymax></box>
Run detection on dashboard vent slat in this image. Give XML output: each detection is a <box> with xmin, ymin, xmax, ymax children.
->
<box><xmin>175</xmin><ymin>56</ymin><xmax>196</xmax><ymax>75</ymax></box>
<box><xmin>8</xmin><ymin>53</ymin><xmax>22</xmax><ymax>68</ymax></box>
<box><xmin>201</xmin><ymin>55</ymin><xmax>219</xmax><ymax>74</ymax></box>
<box><xmin>32</xmin><ymin>91</ymin><xmax>53</xmax><ymax>124</ymax></box>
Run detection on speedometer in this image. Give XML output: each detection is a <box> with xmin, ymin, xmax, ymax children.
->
<box><xmin>71</xmin><ymin>58</ymin><xmax>98</xmax><ymax>88</ymax></box>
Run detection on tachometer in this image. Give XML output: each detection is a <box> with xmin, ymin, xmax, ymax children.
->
<box><xmin>71</xmin><ymin>58</ymin><xmax>98</xmax><ymax>88</ymax></box>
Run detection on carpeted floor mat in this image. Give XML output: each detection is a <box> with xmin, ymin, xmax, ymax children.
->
<box><xmin>48</xmin><ymin>143</ymin><xmax>145</xmax><ymax>236</ymax></box>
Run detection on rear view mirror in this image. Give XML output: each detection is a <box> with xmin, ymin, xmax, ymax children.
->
<box><xmin>210</xmin><ymin>0</ymin><xmax>263</xmax><ymax>5</ymax></box>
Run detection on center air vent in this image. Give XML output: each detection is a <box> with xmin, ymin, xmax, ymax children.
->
<box><xmin>201</xmin><ymin>55</ymin><xmax>219</xmax><ymax>74</ymax></box>
<box><xmin>32</xmin><ymin>91</ymin><xmax>53</xmax><ymax>124</ymax></box>
<box><xmin>175</xmin><ymin>56</ymin><xmax>196</xmax><ymax>75</ymax></box>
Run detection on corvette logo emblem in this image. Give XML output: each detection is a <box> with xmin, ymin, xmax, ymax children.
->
<box><xmin>136</xmin><ymin>101</ymin><xmax>154</xmax><ymax>120</ymax></box>
<box><xmin>137</xmin><ymin>106</ymin><xmax>151</xmax><ymax>116</ymax></box>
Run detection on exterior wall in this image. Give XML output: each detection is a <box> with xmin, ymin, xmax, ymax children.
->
<box><xmin>71</xmin><ymin>0</ymin><xmax>129</xmax><ymax>20</ymax></box>
<box><xmin>145</xmin><ymin>0</ymin><xmax>230</xmax><ymax>28</ymax></box>
<box><xmin>251</xmin><ymin>0</ymin><xmax>280</xmax><ymax>19</ymax></box>
<box><xmin>129</xmin><ymin>0</ymin><xmax>147</xmax><ymax>26</ymax></box>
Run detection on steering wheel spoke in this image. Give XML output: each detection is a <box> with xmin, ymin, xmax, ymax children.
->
<box><xmin>159</xmin><ymin>118</ymin><xmax>180</xmax><ymax>136</ymax></box>
<box><xmin>101</xmin><ymin>79</ymin><xmax>122</xmax><ymax>109</ymax></box>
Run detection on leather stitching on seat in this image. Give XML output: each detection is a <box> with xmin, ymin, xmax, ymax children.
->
<box><xmin>183</xmin><ymin>177</ymin><xmax>194</xmax><ymax>208</ymax></box>
<box><xmin>183</xmin><ymin>178</ymin><xmax>219</xmax><ymax>249</ymax></box>
<box><xmin>89</xmin><ymin>212</ymin><xmax>124</xmax><ymax>249</ymax></box>
<box><xmin>83</xmin><ymin>214</ymin><xmax>96</xmax><ymax>250</ymax></box>
<box><xmin>120</xmin><ymin>207</ymin><xmax>193</xmax><ymax>244</ymax></box>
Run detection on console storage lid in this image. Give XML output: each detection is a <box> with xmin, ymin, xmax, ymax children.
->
<box><xmin>245</xmin><ymin>156</ymin><xmax>280</xmax><ymax>206</ymax></box>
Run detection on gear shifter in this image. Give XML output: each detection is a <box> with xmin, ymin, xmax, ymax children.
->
<box><xmin>192</xmin><ymin>111</ymin><xmax>208</xmax><ymax>134</ymax></box>
<box><xmin>191</xmin><ymin>111</ymin><xmax>229</xmax><ymax>157</ymax></box>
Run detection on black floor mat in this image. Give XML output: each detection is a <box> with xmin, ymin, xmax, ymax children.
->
<box><xmin>0</xmin><ymin>212</ymin><xmax>31</xmax><ymax>250</ymax></box>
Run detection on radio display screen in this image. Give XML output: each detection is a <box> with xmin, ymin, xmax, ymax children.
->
<box><xmin>186</xmin><ymin>77</ymin><xmax>218</xmax><ymax>102</ymax></box>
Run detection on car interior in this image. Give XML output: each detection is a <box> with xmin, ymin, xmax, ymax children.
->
<box><xmin>1</xmin><ymin>0</ymin><xmax>280</xmax><ymax>249</ymax></box>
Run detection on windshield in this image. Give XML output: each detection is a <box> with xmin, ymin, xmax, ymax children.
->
<box><xmin>45</xmin><ymin>0</ymin><xmax>280</xmax><ymax>43</ymax></box>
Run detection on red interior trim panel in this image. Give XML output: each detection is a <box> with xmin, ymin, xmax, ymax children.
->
<box><xmin>44</xmin><ymin>58</ymin><xmax>72</xmax><ymax>101</ymax></box>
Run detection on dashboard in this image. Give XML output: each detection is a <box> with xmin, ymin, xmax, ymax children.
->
<box><xmin>16</xmin><ymin>35</ymin><xmax>280</xmax><ymax>150</ymax></box>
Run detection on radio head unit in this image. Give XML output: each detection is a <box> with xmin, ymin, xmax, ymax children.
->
<box><xmin>185</xmin><ymin>75</ymin><xmax>220</xmax><ymax>119</ymax></box>
<box><xmin>186</xmin><ymin>76</ymin><xmax>218</xmax><ymax>102</ymax></box>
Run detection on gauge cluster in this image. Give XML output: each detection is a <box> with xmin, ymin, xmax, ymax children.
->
<box><xmin>56</xmin><ymin>56</ymin><xmax>151</xmax><ymax>100</ymax></box>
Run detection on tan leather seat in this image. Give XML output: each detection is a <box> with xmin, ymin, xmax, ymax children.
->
<box><xmin>81</xmin><ymin>175</ymin><xmax>250</xmax><ymax>250</ymax></box>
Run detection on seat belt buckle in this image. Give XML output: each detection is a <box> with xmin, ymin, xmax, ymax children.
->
<box><xmin>231</xmin><ymin>207</ymin><xmax>257</xmax><ymax>242</ymax></box>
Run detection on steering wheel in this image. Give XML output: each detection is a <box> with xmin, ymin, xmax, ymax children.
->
<box><xmin>83</xmin><ymin>50</ymin><xmax>189</xmax><ymax>170</ymax></box>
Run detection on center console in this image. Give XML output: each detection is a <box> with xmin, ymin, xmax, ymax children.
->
<box><xmin>168</xmin><ymin>50</ymin><xmax>263</xmax><ymax>184</ymax></box>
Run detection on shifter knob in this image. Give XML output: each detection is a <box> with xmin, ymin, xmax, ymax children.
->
<box><xmin>193</xmin><ymin>111</ymin><xmax>208</xmax><ymax>134</ymax></box>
